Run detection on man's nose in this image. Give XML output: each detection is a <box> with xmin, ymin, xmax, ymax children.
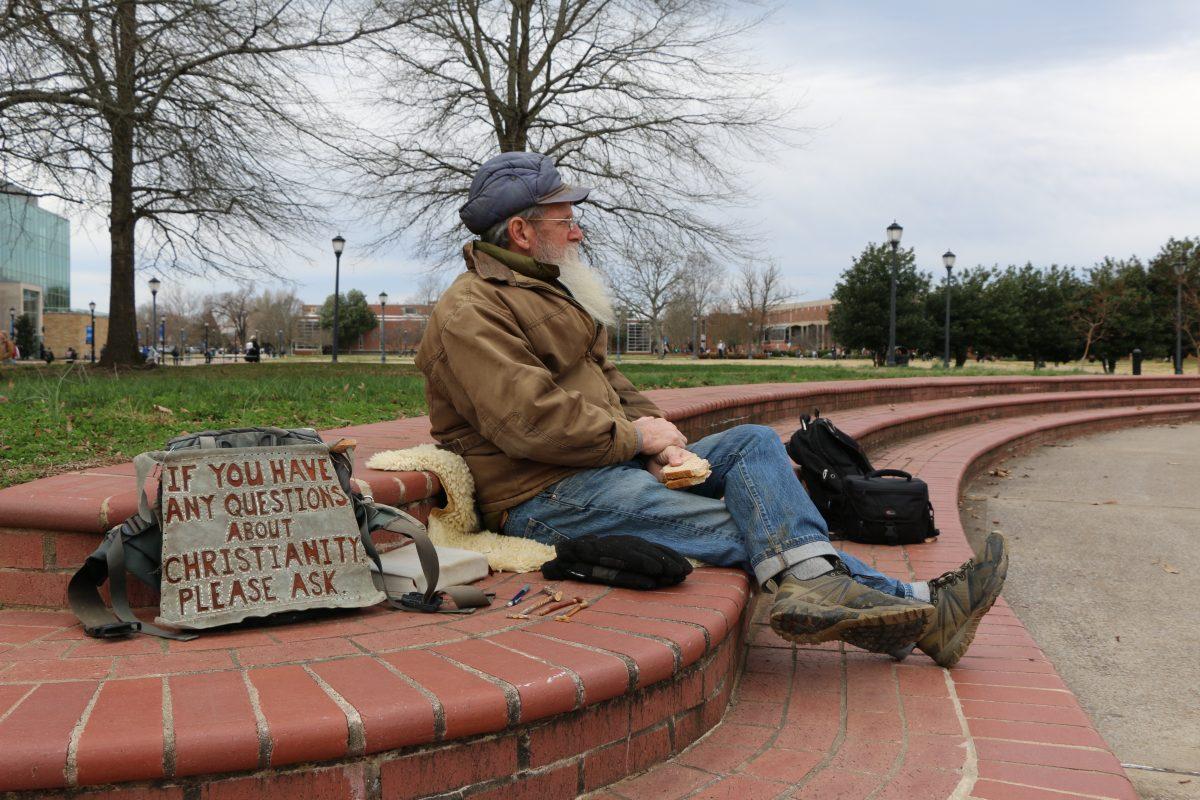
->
<box><xmin>568</xmin><ymin>224</ymin><xmax>584</xmax><ymax>242</ymax></box>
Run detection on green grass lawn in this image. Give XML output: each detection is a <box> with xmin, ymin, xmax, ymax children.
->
<box><xmin>0</xmin><ymin>359</ymin><xmax>1075</xmax><ymax>489</ymax></box>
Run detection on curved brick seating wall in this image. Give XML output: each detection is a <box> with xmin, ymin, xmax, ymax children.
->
<box><xmin>2</xmin><ymin>374</ymin><xmax>1199</xmax><ymax>799</ymax></box>
<box><xmin>0</xmin><ymin>570</ymin><xmax>751</xmax><ymax>798</ymax></box>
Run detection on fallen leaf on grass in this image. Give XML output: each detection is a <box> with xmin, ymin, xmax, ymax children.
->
<box><xmin>153</xmin><ymin>404</ymin><xmax>174</xmax><ymax>415</ymax></box>
<box><xmin>1162</xmin><ymin>563</ymin><xmax>1181</xmax><ymax>574</ymax></box>
<box><xmin>0</xmin><ymin>395</ymin><xmax>7</xmax><ymax>403</ymax></box>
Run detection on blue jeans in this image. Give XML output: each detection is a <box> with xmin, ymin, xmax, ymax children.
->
<box><xmin>503</xmin><ymin>424</ymin><xmax>917</xmax><ymax>598</ymax></box>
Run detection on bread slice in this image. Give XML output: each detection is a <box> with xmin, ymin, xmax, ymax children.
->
<box><xmin>661</xmin><ymin>453</ymin><xmax>711</xmax><ymax>489</ymax></box>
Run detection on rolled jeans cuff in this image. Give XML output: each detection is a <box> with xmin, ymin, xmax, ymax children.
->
<box><xmin>753</xmin><ymin>540</ymin><xmax>840</xmax><ymax>588</ymax></box>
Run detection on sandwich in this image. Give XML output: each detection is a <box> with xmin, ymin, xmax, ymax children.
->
<box><xmin>660</xmin><ymin>453</ymin><xmax>711</xmax><ymax>489</ymax></box>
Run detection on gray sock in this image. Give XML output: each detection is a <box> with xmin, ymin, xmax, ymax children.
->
<box><xmin>786</xmin><ymin>555</ymin><xmax>837</xmax><ymax>582</ymax></box>
<box><xmin>911</xmin><ymin>581</ymin><xmax>931</xmax><ymax>603</ymax></box>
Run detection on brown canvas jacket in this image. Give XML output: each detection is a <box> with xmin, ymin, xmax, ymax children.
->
<box><xmin>416</xmin><ymin>241</ymin><xmax>663</xmax><ymax>513</ymax></box>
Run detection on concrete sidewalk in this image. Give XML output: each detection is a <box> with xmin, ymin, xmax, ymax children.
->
<box><xmin>962</xmin><ymin>423</ymin><xmax>1200</xmax><ymax>800</ymax></box>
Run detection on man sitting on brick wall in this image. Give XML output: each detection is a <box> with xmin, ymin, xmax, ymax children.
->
<box><xmin>415</xmin><ymin>152</ymin><xmax>1008</xmax><ymax>666</ymax></box>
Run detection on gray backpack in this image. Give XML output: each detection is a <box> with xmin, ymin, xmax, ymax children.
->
<box><xmin>68</xmin><ymin>426</ymin><xmax>490</xmax><ymax>640</ymax></box>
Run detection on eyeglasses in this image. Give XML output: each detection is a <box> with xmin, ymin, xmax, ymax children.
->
<box><xmin>532</xmin><ymin>207</ymin><xmax>586</xmax><ymax>230</ymax></box>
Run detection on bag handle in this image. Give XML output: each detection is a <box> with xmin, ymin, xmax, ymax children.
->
<box><xmin>367</xmin><ymin>505</ymin><xmax>492</xmax><ymax>614</ymax></box>
<box><xmin>866</xmin><ymin>469</ymin><xmax>913</xmax><ymax>481</ymax></box>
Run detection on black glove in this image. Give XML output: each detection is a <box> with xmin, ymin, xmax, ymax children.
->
<box><xmin>540</xmin><ymin>534</ymin><xmax>692</xmax><ymax>590</ymax></box>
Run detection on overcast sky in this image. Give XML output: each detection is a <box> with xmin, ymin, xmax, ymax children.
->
<box><xmin>59</xmin><ymin>1</ymin><xmax>1200</xmax><ymax>313</ymax></box>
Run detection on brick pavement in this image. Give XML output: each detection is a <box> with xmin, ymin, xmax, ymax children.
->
<box><xmin>591</xmin><ymin>403</ymin><xmax>1200</xmax><ymax>800</ymax></box>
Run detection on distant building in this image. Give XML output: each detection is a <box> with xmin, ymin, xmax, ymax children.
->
<box><xmin>295</xmin><ymin>302</ymin><xmax>432</xmax><ymax>353</ymax></box>
<box><xmin>762</xmin><ymin>299</ymin><xmax>837</xmax><ymax>353</ymax></box>
<box><xmin>1</xmin><ymin>184</ymin><xmax>71</xmax><ymax>349</ymax></box>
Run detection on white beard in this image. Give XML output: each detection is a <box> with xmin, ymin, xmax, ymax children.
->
<box><xmin>534</xmin><ymin>241</ymin><xmax>616</xmax><ymax>327</ymax></box>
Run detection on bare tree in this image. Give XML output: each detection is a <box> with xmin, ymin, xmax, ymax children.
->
<box><xmin>408</xmin><ymin>271</ymin><xmax>451</xmax><ymax>307</ymax></box>
<box><xmin>1070</xmin><ymin>263</ymin><xmax>1122</xmax><ymax>363</ymax></box>
<box><xmin>606</xmin><ymin>250</ymin><xmax>683</xmax><ymax>359</ymax></box>
<box><xmin>678</xmin><ymin>253</ymin><xmax>726</xmax><ymax>315</ymax></box>
<box><xmin>0</xmin><ymin>0</ymin><xmax>413</xmax><ymax>365</ymax></box>
<box><xmin>734</xmin><ymin>260</ymin><xmax>794</xmax><ymax>353</ymax></box>
<box><xmin>252</xmin><ymin>288</ymin><xmax>305</xmax><ymax>350</ymax></box>
<box><xmin>346</xmin><ymin>0</ymin><xmax>791</xmax><ymax>265</ymax></box>
<box><xmin>210</xmin><ymin>288</ymin><xmax>256</xmax><ymax>349</ymax></box>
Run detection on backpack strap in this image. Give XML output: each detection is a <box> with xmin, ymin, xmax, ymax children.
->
<box><xmin>133</xmin><ymin>451</ymin><xmax>163</xmax><ymax>523</ymax></box>
<box><xmin>68</xmin><ymin>517</ymin><xmax>197</xmax><ymax>641</ymax></box>
<box><xmin>328</xmin><ymin>444</ymin><xmax>481</xmax><ymax>613</ymax></box>
<box><xmin>352</xmin><ymin>482</ymin><xmax>492</xmax><ymax>615</ymax></box>
<box><xmin>70</xmin><ymin>451</ymin><xmax>197</xmax><ymax>640</ymax></box>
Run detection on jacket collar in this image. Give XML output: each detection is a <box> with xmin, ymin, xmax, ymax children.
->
<box><xmin>464</xmin><ymin>241</ymin><xmax>561</xmax><ymax>284</ymax></box>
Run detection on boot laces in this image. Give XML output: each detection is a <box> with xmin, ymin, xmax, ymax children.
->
<box><xmin>930</xmin><ymin>560</ymin><xmax>973</xmax><ymax>592</ymax></box>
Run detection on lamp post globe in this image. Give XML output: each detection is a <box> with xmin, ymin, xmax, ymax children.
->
<box><xmin>331</xmin><ymin>236</ymin><xmax>345</xmax><ymax>363</ymax></box>
<box><xmin>378</xmin><ymin>291</ymin><xmax>388</xmax><ymax>364</ymax></box>
<box><xmin>885</xmin><ymin>222</ymin><xmax>903</xmax><ymax>367</ymax></box>
<box><xmin>1175</xmin><ymin>258</ymin><xmax>1187</xmax><ymax>375</ymax></box>
<box><xmin>942</xmin><ymin>250</ymin><xmax>956</xmax><ymax>369</ymax></box>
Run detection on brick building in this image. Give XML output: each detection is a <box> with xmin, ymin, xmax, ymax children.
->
<box><xmin>761</xmin><ymin>299</ymin><xmax>837</xmax><ymax>353</ymax></box>
<box><xmin>295</xmin><ymin>302</ymin><xmax>432</xmax><ymax>354</ymax></box>
<box><xmin>42</xmin><ymin>310</ymin><xmax>109</xmax><ymax>360</ymax></box>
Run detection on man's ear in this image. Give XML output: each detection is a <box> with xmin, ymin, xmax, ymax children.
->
<box><xmin>508</xmin><ymin>216</ymin><xmax>535</xmax><ymax>252</ymax></box>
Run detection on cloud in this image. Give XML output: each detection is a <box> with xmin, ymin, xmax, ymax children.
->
<box><xmin>739</xmin><ymin>39</ymin><xmax>1200</xmax><ymax>296</ymax></box>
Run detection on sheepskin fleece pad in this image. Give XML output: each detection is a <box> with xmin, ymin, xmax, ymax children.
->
<box><xmin>365</xmin><ymin>444</ymin><xmax>554</xmax><ymax>573</ymax></box>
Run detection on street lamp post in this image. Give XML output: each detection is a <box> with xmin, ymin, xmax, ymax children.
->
<box><xmin>942</xmin><ymin>250</ymin><xmax>956</xmax><ymax>368</ymax></box>
<box><xmin>1176</xmin><ymin>259</ymin><xmax>1186</xmax><ymax>375</ymax></box>
<box><xmin>886</xmin><ymin>221</ymin><xmax>903</xmax><ymax>366</ymax></box>
<box><xmin>8</xmin><ymin>307</ymin><xmax>14</xmax><ymax>337</ymax></box>
<box><xmin>277</xmin><ymin>329</ymin><xmax>283</xmax><ymax>358</ymax></box>
<box><xmin>691</xmin><ymin>315</ymin><xmax>698</xmax><ymax>359</ymax></box>
<box><xmin>331</xmin><ymin>235</ymin><xmax>345</xmax><ymax>363</ymax></box>
<box><xmin>88</xmin><ymin>301</ymin><xmax>96</xmax><ymax>363</ymax></box>
<box><xmin>747</xmin><ymin>320</ymin><xmax>754</xmax><ymax>357</ymax></box>
<box><xmin>148</xmin><ymin>277</ymin><xmax>161</xmax><ymax>362</ymax></box>
<box><xmin>616</xmin><ymin>312</ymin><xmax>623</xmax><ymax>363</ymax></box>
<box><xmin>379</xmin><ymin>291</ymin><xmax>388</xmax><ymax>364</ymax></box>
<box><xmin>204</xmin><ymin>323</ymin><xmax>209</xmax><ymax>362</ymax></box>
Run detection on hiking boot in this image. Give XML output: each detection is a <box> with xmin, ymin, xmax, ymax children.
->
<box><xmin>912</xmin><ymin>532</ymin><xmax>1009</xmax><ymax>668</ymax></box>
<box><xmin>770</xmin><ymin>564</ymin><xmax>935</xmax><ymax>652</ymax></box>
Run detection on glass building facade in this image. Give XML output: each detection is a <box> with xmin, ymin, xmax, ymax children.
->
<box><xmin>1</xmin><ymin>185</ymin><xmax>70</xmax><ymax>311</ymax></box>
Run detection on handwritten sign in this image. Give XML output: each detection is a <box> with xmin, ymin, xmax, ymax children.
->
<box><xmin>156</xmin><ymin>444</ymin><xmax>384</xmax><ymax>629</ymax></box>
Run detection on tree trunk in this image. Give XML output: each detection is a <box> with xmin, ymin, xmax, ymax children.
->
<box><xmin>99</xmin><ymin>0</ymin><xmax>140</xmax><ymax>367</ymax></box>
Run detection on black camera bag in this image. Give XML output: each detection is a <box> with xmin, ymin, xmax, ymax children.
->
<box><xmin>840</xmin><ymin>469</ymin><xmax>939</xmax><ymax>545</ymax></box>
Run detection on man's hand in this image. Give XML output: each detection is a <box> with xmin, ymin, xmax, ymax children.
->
<box><xmin>633</xmin><ymin>416</ymin><xmax>687</xmax><ymax>456</ymax></box>
<box><xmin>644</xmin><ymin>445</ymin><xmax>692</xmax><ymax>482</ymax></box>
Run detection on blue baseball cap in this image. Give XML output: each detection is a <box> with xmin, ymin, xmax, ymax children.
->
<box><xmin>459</xmin><ymin>152</ymin><xmax>591</xmax><ymax>235</ymax></box>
